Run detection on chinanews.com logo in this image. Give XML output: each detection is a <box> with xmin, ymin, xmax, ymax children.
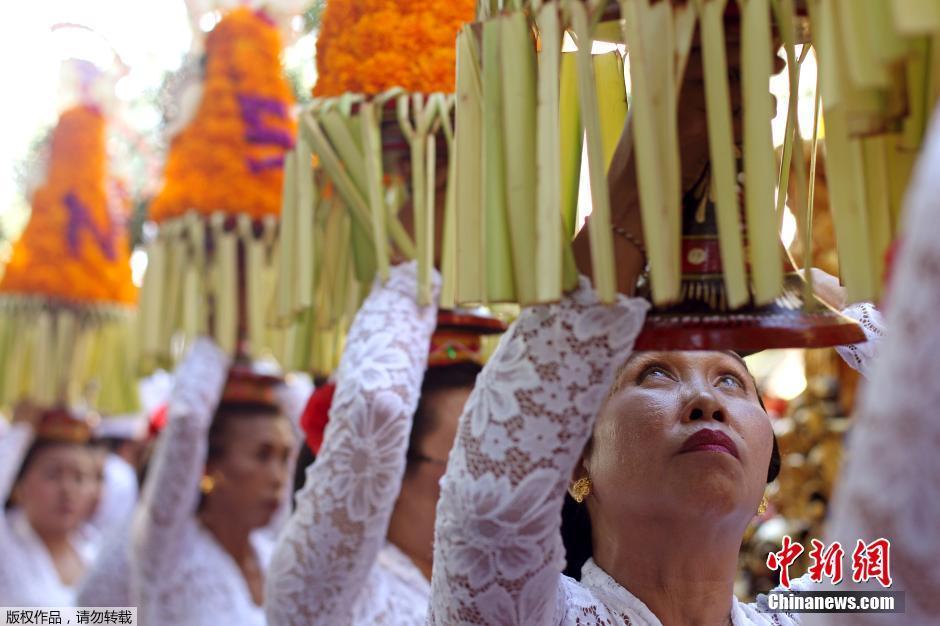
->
<box><xmin>761</xmin><ymin>536</ymin><xmax>904</xmax><ymax>614</ymax></box>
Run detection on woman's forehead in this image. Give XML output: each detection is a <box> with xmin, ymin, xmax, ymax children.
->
<box><xmin>224</xmin><ymin>414</ymin><xmax>293</xmax><ymax>443</ymax></box>
<box><xmin>622</xmin><ymin>350</ymin><xmax>748</xmax><ymax>370</ymax></box>
<box><xmin>31</xmin><ymin>444</ymin><xmax>94</xmax><ymax>469</ymax></box>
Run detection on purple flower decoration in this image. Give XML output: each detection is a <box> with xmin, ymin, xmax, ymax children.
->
<box><xmin>248</xmin><ymin>155</ymin><xmax>286</xmax><ymax>173</ymax></box>
<box><xmin>237</xmin><ymin>93</ymin><xmax>294</xmax><ymax>172</ymax></box>
<box><xmin>65</xmin><ymin>191</ymin><xmax>117</xmax><ymax>260</ymax></box>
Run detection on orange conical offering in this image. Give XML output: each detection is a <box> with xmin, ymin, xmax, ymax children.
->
<box><xmin>0</xmin><ymin>104</ymin><xmax>138</xmax><ymax>414</ymax></box>
<box><xmin>1</xmin><ymin>105</ymin><xmax>135</xmax><ymax>304</ymax></box>
<box><xmin>149</xmin><ymin>7</ymin><xmax>297</xmax><ymax>222</ymax></box>
<box><xmin>138</xmin><ymin>7</ymin><xmax>298</xmax><ymax>369</ymax></box>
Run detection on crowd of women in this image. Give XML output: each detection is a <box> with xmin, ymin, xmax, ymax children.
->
<box><xmin>2</xmin><ymin>134</ymin><xmax>938</xmax><ymax>623</ymax></box>
<box><xmin>3</xmin><ymin>15</ymin><xmax>940</xmax><ymax>626</ymax></box>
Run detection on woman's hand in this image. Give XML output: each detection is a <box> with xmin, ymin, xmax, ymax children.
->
<box><xmin>11</xmin><ymin>402</ymin><xmax>42</xmax><ymax>427</ymax></box>
<box><xmin>805</xmin><ymin>268</ymin><xmax>848</xmax><ymax>310</ymax></box>
<box><xmin>571</xmin><ymin>120</ymin><xmax>647</xmax><ymax>297</ymax></box>
<box><xmin>572</xmin><ymin>18</ymin><xmax>783</xmax><ymax>299</ymax></box>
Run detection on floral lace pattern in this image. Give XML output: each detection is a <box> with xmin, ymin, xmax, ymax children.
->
<box><xmin>265</xmin><ymin>262</ymin><xmax>439</xmax><ymax>626</ymax></box>
<box><xmin>803</xmin><ymin>115</ymin><xmax>940</xmax><ymax>626</ymax></box>
<box><xmin>75</xmin><ymin>521</ymin><xmax>135</xmax><ymax>608</ymax></box>
<box><xmin>428</xmin><ymin>277</ymin><xmax>651</xmax><ymax>625</ymax></box>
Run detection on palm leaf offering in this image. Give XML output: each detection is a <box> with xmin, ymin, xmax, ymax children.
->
<box><xmin>0</xmin><ymin>106</ymin><xmax>139</xmax><ymax>414</ymax></box>
<box><xmin>272</xmin><ymin>0</ymin><xmax>480</xmax><ymax>377</ymax></box>
<box><xmin>450</xmin><ymin>0</ymin><xmax>940</xmax><ymax>321</ymax></box>
<box><xmin>273</xmin><ymin>94</ymin><xmax>456</xmax><ymax>375</ymax></box>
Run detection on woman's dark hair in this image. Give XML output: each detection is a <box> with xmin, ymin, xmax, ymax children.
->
<box><xmin>560</xmin><ymin>385</ymin><xmax>782</xmax><ymax>580</ymax></box>
<box><xmin>206</xmin><ymin>401</ymin><xmax>284</xmax><ymax>462</ymax></box>
<box><xmin>406</xmin><ymin>362</ymin><xmax>481</xmax><ymax>470</ymax></box>
<box><xmin>4</xmin><ymin>439</ymin><xmax>86</xmax><ymax>510</ymax></box>
<box><xmin>767</xmin><ymin>435</ymin><xmax>781</xmax><ymax>482</ymax></box>
<box><xmin>292</xmin><ymin>443</ymin><xmax>317</xmax><ymax>502</ymax></box>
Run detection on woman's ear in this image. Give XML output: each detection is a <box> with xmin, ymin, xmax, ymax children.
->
<box><xmin>9</xmin><ymin>483</ymin><xmax>23</xmax><ymax>507</ymax></box>
<box><xmin>202</xmin><ymin>461</ymin><xmax>218</xmax><ymax>483</ymax></box>
<box><xmin>569</xmin><ymin>442</ymin><xmax>593</xmax><ymax>485</ymax></box>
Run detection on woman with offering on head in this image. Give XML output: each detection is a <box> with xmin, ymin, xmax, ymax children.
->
<box><xmin>131</xmin><ymin>340</ymin><xmax>296</xmax><ymax>626</ymax></box>
<box><xmin>265</xmin><ymin>260</ymin><xmax>505</xmax><ymax>626</ymax></box>
<box><xmin>423</xmin><ymin>29</ymin><xmax>927</xmax><ymax>625</ymax></box>
<box><xmin>0</xmin><ymin>405</ymin><xmax>99</xmax><ymax>606</ymax></box>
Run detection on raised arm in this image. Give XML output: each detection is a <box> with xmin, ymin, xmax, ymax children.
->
<box><xmin>0</xmin><ymin>422</ymin><xmax>34</xmax><ymax>505</ymax></box>
<box><xmin>265</xmin><ymin>262</ymin><xmax>439</xmax><ymax>626</ymax></box>
<box><xmin>131</xmin><ymin>338</ymin><xmax>229</xmax><ymax>583</ymax></box>
<box><xmin>806</xmin><ymin>114</ymin><xmax>940</xmax><ymax>625</ymax></box>
<box><xmin>0</xmin><ymin>419</ymin><xmax>35</xmax><ymax>599</ymax></box>
<box><xmin>428</xmin><ymin>278</ymin><xmax>648</xmax><ymax>625</ymax></box>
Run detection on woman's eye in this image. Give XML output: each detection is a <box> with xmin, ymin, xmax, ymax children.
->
<box><xmin>717</xmin><ymin>374</ymin><xmax>744</xmax><ymax>389</ymax></box>
<box><xmin>639</xmin><ymin>366</ymin><xmax>673</xmax><ymax>382</ymax></box>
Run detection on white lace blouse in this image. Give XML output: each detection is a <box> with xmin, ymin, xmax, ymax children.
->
<box><xmin>265</xmin><ymin>262</ymin><xmax>439</xmax><ymax>626</ymax></box>
<box><xmin>75</xmin><ymin>519</ymin><xmax>135</xmax><ymax>608</ymax></box>
<box><xmin>0</xmin><ymin>423</ymin><xmax>98</xmax><ymax>607</ymax></box>
<box><xmin>131</xmin><ymin>339</ymin><xmax>279</xmax><ymax>626</ymax></box>
<box><xmin>426</xmin><ymin>258</ymin><xmax>915</xmax><ymax>626</ymax></box>
<box><xmin>75</xmin><ymin>453</ymin><xmax>140</xmax><ymax>609</ymax></box>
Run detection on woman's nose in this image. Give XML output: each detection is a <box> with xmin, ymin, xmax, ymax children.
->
<box><xmin>270</xmin><ymin>461</ymin><xmax>288</xmax><ymax>488</ymax></box>
<box><xmin>681</xmin><ymin>390</ymin><xmax>727</xmax><ymax>423</ymax></box>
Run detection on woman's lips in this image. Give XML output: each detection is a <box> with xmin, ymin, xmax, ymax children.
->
<box><xmin>678</xmin><ymin>428</ymin><xmax>740</xmax><ymax>459</ymax></box>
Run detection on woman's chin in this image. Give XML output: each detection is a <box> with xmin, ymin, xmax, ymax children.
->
<box><xmin>670</xmin><ymin>471</ymin><xmax>747</xmax><ymax>518</ymax></box>
<box><xmin>251</xmin><ymin>500</ymin><xmax>281</xmax><ymax>529</ymax></box>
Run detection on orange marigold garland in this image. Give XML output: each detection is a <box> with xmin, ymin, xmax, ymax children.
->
<box><xmin>149</xmin><ymin>7</ymin><xmax>297</xmax><ymax>222</ymax></box>
<box><xmin>0</xmin><ymin>105</ymin><xmax>139</xmax><ymax>414</ymax></box>
<box><xmin>313</xmin><ymin>0</ymin><xmax>476</xmax><ymax>97</ymax></box>
<box><xmin>0</xmin><ymin>105</ymin><xmax>135</xmax><ymax>304</ymax></box>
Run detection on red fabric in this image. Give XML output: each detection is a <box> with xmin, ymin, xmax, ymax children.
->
<box><xmin>882</xmin><ymin>237</ymin><xmax>903</xmax><ymax>306</ymax></box>
<box><xmin>299</xmin><ymin>383</ymin><xmax>335</xmax><ymax>455</ymax></box>
<box><xmin>148</xmin><ymin>403</ymin><xmax>168</xmax><ymax>439</ymax></box>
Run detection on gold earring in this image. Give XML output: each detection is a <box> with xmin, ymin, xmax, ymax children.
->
<box><xmin>200</xmin><ymin>474</ymin><xmax>216</xmax><ymax>495</ymax></box>
<box><xmin>757</xmin><ymin>496</ymin><xmax>768</xmax><ymax>516</ymax></box>
<box><xmin>569</xmin><ymin>477</ymin><xmax>592</xmax><ymax>504</ymax></box>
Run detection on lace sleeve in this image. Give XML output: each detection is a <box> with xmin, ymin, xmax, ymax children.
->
<box><xmin>131</xmin><ymin>338</ymin><xmax>230</xmax><ymax>582</ymax></box>
<box><xmin>834</xmin><ymin>303</ymin><xmax>885</xmax><ymax>379</ymax></box>
<box><xmin>804</xmin><ymin>115</ymin><xmax>940</xmax><ymax>625</ymax></box>
<box><xmin>265</xmin><ymin>262</ymin><xmax>439</xmax><ymax>626</ymax></box>
<box><xmin>428</xmin><ymin>278</ymin><xmax>649</xmax><ymax>625</ymax></box>
<box><xmin>75</xmin><ymin>523</ymin><xmax>133</xmax><ymax>607</ymax></box>
<box><xmin>0</xmin><ymin>423</ymin><xmax>33</xmax><ymax>502</ymax></box>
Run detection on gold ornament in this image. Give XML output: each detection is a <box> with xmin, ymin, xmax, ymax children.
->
<box><xmin>569</xmin><ymin>477</ymin><xmax>592</xmax><ymax>503</ymax></box>
<box><xmin>199</xmin><ymin>474</ymin><xmax>216</xmax><ymax>495</ymax></box>
<box><xmin>757</xmin><ymin>496</ymin><xmax>768</xmax><ymax>516</ymax></box>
